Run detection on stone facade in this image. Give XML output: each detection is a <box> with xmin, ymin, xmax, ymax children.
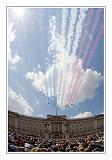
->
<box><xmin>8</xmin><ymin>110</ymin><xmax>104</xmax><ymax>139</ymax></box>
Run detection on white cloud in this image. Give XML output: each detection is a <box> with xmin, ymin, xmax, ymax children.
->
<box><xmin>37</xmin><ymin>114</ymin><xmax>46</xmax><ymax>118</ymax></box>
<box><xmin>8</xmin><ymin>19</ymin><xmax>23</xmax><ymax>65</ymax></box>
<box><xmin>26</xmin><ymin>69</ymin><xmax>46</xmax><ymax>93</ymax></box>
<box><xmin>71</xmin><ymin>112</ymin><xmax>92</xmax><ymax>119</ymax></box>
<box><xmin>8</xmin><ymin>87</ymin><xmax>33</xmax><ymax>116</ymax></box>
<box><xmin>9</xmin><ymin>53</ymin><xmax>23</xmax><ymax>65</ymax></box>
<box><xmin>75</xmin><ymin>69</ymin><xmax>102</xmax><ymax>104</ymax></box>
<box><xmin>100</xmin><ymin>112</ymin><xmax>104</xmax><ymax>114</ymax></box>
<box><xmin>25</xmin><ymin>57</ymin><xmax>102</xmax><ymax>108</ymax></box>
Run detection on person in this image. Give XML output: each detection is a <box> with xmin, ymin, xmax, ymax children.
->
<box><xmin>8</xmin><ymin>130</ymin><xmax>104</xmax><ymax>152</ymax></box>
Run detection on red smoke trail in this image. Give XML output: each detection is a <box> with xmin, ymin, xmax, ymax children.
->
<box><xmin>82</xmin><ymin>9</ymin><xmax>102</xmax><ymax>64</ymax></box>
<box><xmin>69</xmin><ymin>70</ymin><xmax>81</xmax><ymax>104</ymax></box>
<box><xmin>71</xmin><ymin>75</ymin><xmax>83</xmax><ymax>105</ymax></box>
<box><xmin>60</xmin><ymin>64</ymin><xmax>70</xmax><ymax>106</ymax></box>
<box><xmin>65</xmin><ymin>58</ymin><xmax>78</xmax><ymax>105</ymax></box>
<box><xmin>73</xmin><ymin>24</ymin><xmax>103</xmax><ymax>105</ymax></box>
<box><xmin>69</xmin><ymin>10</ymin><xmax>103</xmax><ymax>105</ymax></box>
<box><xmin>65</xmin><ymin>9</ymin><xmax>95</xmax><ymax>105</ymax></box>
<box><xmin>86</xmin><ymin>25</ymin><xmax>103</xmax><ymax>68</ymax></box>
<box><xmin>77</xmin><ymin>9</ymin><xmax>94</xmax><ymax>57</ymax></box>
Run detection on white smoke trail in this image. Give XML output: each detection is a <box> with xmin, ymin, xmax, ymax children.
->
<box><xmin>57</xmin><ymin>9</ymin><xmax>71</xmax><ymax>106</ymax></box>
<box><xmin>58</xmin><ymin>63</ymin><xmax>68</xmax><ymax>106</ymax></box>
<box><xmin>66</xmin><ymin>8</ymin><xmax>78</xmax><ymax>53</ymax></box>
<box><xmin>72</xmin><ymin>8</ymin><xmax>88</xmax><ymax>55</ymax></box>
<box><xmin>47</xmin><ymin>16</ymin><xmax>57</xmax><ymax>104</ymax></box>
<box><xmin>48</xmin><ymin>16</ymin><xmax>57</xmax><ymax>56</ymax></box>
<box><xmin>60</xmin><ymin>8</ymin><xmax>88</xmax><ymax>106</ymax></box>
<box><xmin>61</xmin><ymin>8</ymin><xmax>70</xmax><ymax>45</ymax></box>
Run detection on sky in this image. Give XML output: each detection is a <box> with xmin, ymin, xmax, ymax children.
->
<box><xmin>8</xmin><ymin>8</ymin><xmax>104</xmax><ymax>118</ymax></box>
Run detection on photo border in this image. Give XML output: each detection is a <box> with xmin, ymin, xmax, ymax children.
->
<box><xmin>6</xmin><ymin>5</ymin><xmax>106</xmax><ymax>155</ymax></box>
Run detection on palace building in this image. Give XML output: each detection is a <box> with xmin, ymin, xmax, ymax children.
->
<box><xmin>8</xmin><ymin>110</ymin><xmax>104</xmax><ymax>139</ymax></box>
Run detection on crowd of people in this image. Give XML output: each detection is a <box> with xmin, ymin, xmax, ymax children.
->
<box><xmin>8</xmin><ymin>131</ymin><xmax>104</xmax><ymax>152</ymax></box>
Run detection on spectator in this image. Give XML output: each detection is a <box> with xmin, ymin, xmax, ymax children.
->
<box><xmin>8</xmin><ymin>130</ymin><xmax>104</xmax><ymax>152</ymax></box>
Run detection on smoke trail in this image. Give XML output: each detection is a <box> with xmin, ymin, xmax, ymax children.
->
<box><xmin>57</xmin><ymin>70</ymin><xmax>61</xmax><ymax>105</ymax></box>
<box><xmin>56</xmin><ymin>9</ymin><xmax>70</xmax><ymax>106</ymax></box>
<box><xmin>60</xmin><ymin>9</ymin><xmax>78</xmax><ymax>106</ymax></box>
<box><xmin>69</xmin><ymin>70</ymin><xmax>81</xmax><ymax>104</ymax></box>
<box><xmin>71</xmin><ymin>75</ymin><xmax>83</xmax><ymax>104</ymax></box>
<box><xmin>53</xmin><ymin>57</ymin><xmax>56</xmax><ymax>107</ymax></box>
<box><xmin>61</xmin><ymin>8</ymin><xmax>70</xmax><ymax>45</ymax></box>
<box><xmin>68</xmin><ymin>10</ymin><xmax>103</xmax><ymax>105</ymax></box>
<box><xmin>48</xmin><ymin>70</ymin><xmax>54</xmax><ymax>105</ymax></box>
<box><xmin>59</xmin><ymin>64</ymin><xmax>70</xmax><ymax>106</ymax></box>
<box><xmin>61</xmin><ymin>56</ymin><xmax>78</xmax><ymax>106</ymax></box>
<box><xmin>47</xmin><ymin>16</ymin><xmax>57</xmax><ymax>106</ymax></box>
<box><xmin>26</xmin><ymin>9</ymin><xmax>103</xmax><ymax>109</ymax></box>
<box><xmin>61</xmin><ymin>64</ymin><xmax>70</xmax><ymax>106</ymax></box>
<box><xmin>48</xmin><ymin>16</ymin><xmax>57</xmax><ymax>56</ymax></box>
<box><xmin>72</xmin><ymin>24</ymin><xmax>103</xmax><ymax>105</ymax></box>
<box><xmin>66</xmin><ymin>8</ymin><xmax>78</xmax><ymax>53</ymax></box>
<box><xmin>86</xmin><ymin>25</ymin><xmax>103</xmax><ymax>68</ymax></box>
<box><xmin>82</xmin><ymin>9</ymin><xmax>102</xmax><ymax>64</ymax></box>
<box><xmin>58</xmin><ymin>66</ymin><xmax>67</xmax><ymax>106</ymax></box>
<box><xmin>57</xmin><ymin>70</ymin><xmax>63</xmax><ymax>106</ymax></box>
<box><xmin>64</xmin><ymin>58</ymin><xmax>79</xmax><ymax>106</ymax></box>
<box><xmin>63</xmin><ymin>9</ymin><xmax>88</xmax><ymax>105</ymax></box>
<box><xmin>77</xmin><ymin>9</ymin><xmax>94</xmax><ymax>57</ymax></box>
<box><xmin>71</xmin><ymin>8</ymin><xmax>88</xmax><ymax>55</ymax></box>
<box><xmin>61</xmin><ymin>9</ymin><xmax>89</xmax><ymax>106</ymax></box>
<box><xmin>54</xmin><ymin>9</ymin><xmax>70</xmax><ymax>107</ymax></box>
<box><xmin>44</xmin><ymin>74</ymin><xmax>50</xmax><ymax>104</ymax></box>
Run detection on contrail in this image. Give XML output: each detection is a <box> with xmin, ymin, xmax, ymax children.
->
<box><xmin>71</xmin><ymin>8</ymin><xmax>88</xmax><ymax>55</ymax></box>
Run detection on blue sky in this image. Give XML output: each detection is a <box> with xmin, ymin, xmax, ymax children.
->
<box><xmin>8</xmin><ymin>8</ymin><xmax>104</xmax><ymax>118</ymax></box>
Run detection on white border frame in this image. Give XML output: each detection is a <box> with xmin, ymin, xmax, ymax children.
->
<box><xmin>6</xmin><ymin>5</ymin><xmax>106</xmax><ymax>155</ymax></box>
<box><xmin>0</xmin><ymin>0</ymin><xmax>111</xmax><ymax>160</ymax></box>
